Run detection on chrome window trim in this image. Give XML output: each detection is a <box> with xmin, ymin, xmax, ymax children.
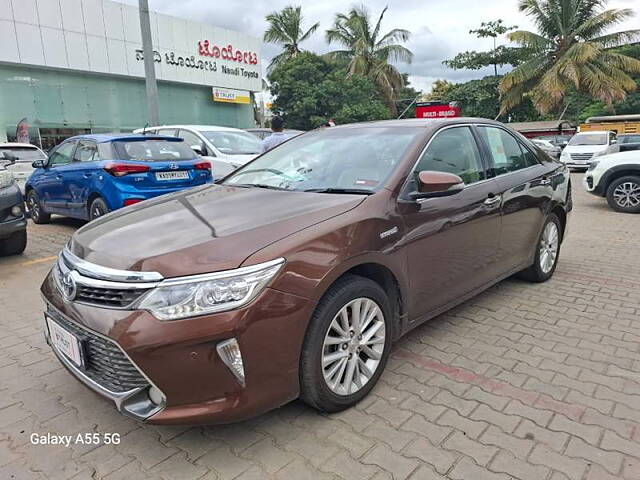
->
<box><xmin>474</xmin><ymin>124</ymin><xmax>544</xmax><ymax>173</ymax></box>
<box><xmin>62</xmin><ymin>247</ymin><xmax>164</xmax><ymax>283</ymax></box>
<box><xmin>57</xmin><ymin>255</ymin><xmax>158</xmax><ymax>291</ymax></box>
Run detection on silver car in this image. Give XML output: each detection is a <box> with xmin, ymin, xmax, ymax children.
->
<box><xmin>0</xmin><ymin>143</ymin><xmax>48</xmax><ymax>194</ymax></box>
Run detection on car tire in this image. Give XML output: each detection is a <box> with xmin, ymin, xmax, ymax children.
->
<box><xmin>89</xmin><ymin>197</ymin><xmax>110</xmax><ymax>221</ymax></box>
<box><xmin>0</xmin><ymin>230</ymin><xmax>27</xmax><ymax>256</ymax></box>
<box><xmin>299</xmin><ymin>274</ymin><xmax>393</xmax><ymax>413</ymax></box>
<box><xmin>517</xmin><ymin>213</ymin><xmax>562</xmax><ymax>283</ymax></box>
<box><xmin>26</xmin><ymin>190</ymin><xmax>50</xmax><ymax>224</ymax></box>
<box><xmin>605</xmin><ymin>175</ymin><xmax>640</xmax><ymax>213</ymax></box>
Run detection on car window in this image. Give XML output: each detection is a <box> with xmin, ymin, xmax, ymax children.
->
<box><xmin>73</xmin><ymin>141</ymin><xmax>98</xmax><ymax>162</ymax></box>
<box><xmin>112</xmin><ymin>139</ymin><xmax>197</xmax><ymax>161</ymax></box>
<box><xmin>200</xmin><ymin>130</ymin><xmax>262</xmax><ymax>155</ymax></box>
<box><xmin>157</xmin><ymin>128</ymin><xmax>177</xmax><ymax>137</ymax></box>
<box><xmin>0</xmin><ymin>147</ymin><xmax>47</xmax><ymax>162</ymax></box>
<box><xmin>48</xmin><ymin>142</ymin><xmax>76</xmax><ymax>167</ymax></box>
<box><xmin>620</xmin><ymin>135</ymin><xmax>640</xmax><ymax>144</ymax></box>
<box><xmin>414</xmin><ymin>127</ymin><xmax>485</xmax><ymax>185</ymax></box>
<box><xmin>478</xmin><ymin>126</ymin><xmax>537</xmax><ymax>176</ymax></box>
<box><xmin>178</xmin><ymin>130</ymin><xmax>205</xmax><ymax>152</ymax></box>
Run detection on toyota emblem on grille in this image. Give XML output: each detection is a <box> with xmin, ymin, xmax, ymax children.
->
<box><xmin>169</xmin><ymin>163</ymin><xmax>179</xmax><ymax>170</ymax></box>
<box><xmin>61</xmin><ymin>271</ymin><xmax>77</xmax><ymax>302</ymax></box>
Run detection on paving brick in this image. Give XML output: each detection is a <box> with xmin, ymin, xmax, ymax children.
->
<box><xmin>443</xmin><ymin>431</ymin><xmax>498</xmax><ymax>466</ymax></box>
<box><xmin>400</xmin><ymin>414</ymin><xmax>453</xmax><ymax>446</ymax></box>
<box><xmin>448</xmin><ymin>458</ymin><xmax>510</xmax><ymax>480</ymax></box>
<box><xmin>321</xmin><ymin>451</ymin><xmax>379</xmax><ymax>480</ymax></box>
<box><xmin>601</xmin><ymin>430</ymin><xmax>640</xmax><ymax>457</ymax></box>
<box><xmin>490</xmin><ymin>449</ymin><xmax>550</xmax><ymax>480</ymax></box>
<box><xmin>548</xmin><ymin>414</ymin><xmax>602</xmax><ymax>445</ymax></box>
<box><xmin>399</xmin><ymin>394</ymin><xmax>447</xmax><ymax>421</ymax></box>
<box><xmin>582</xmin><ymin>408</ymin><xmax>636</xmax><ymax>439</ymax></box>
<box><xmin>363</xmin><ymin>419</ymin><xmax>416</xmax><ymax>452</ymax></box>
<box><xmin>623</xmin><ymin>457</ymin><xmax>640</xmax><ymax>480</ymax></box>
<box><xmin>115</xmin><ymin>428</ymin><xmax>178</xmax><ymax>470</ymax></box>
<box><xmin>326</xmin><ymin>426</ymin><xmax>375</xmax><ymax>458</ymax></box>
<box><xmin>566</xmin><ymin>436</ymin><xmax>623</xmax><ymax>476</ymax></box>
<box><xmin>407</xmin><ymin>464</ymin><xmax>447</xmax><ymax>479</ymax></box>
<box><xmin>585</xmin><ymin>464</ymin><xmax>624</xmax><ymax>480</ymax></box>
<box><xmin>403</xmin><ymin>437</ymin><xmax>458</xmax><ymax>474</ymax></box>
<box><xmin>149</xmin><ymin>452</ymin><xmax>208</xmax><ymax>480</ymax></box>
<box><xmin>241</xmin><ymin>438</ymin><xmax>295</xmax><ymax>474</ymax></box>
<box><xmin>479</xmin><ymin>426</ymin><xmax>533</xmax><ymax>458</ymax></box>
<box><xmin>564</xmin><ymin>389</ymin><xmax>613</xmax><ymax>415</ymax></box>
<box><xmin>504</xmin><ymin>399</ymin><xmax>553</xmax><ymax>427</ymax></box>
<box><xmin>361</xmin><ymin>444</ymin><xmax>419</xmax><ymax>480</ymax></box>
<box><xmin>529</xmin><ymin>444</ymin><xmax>589</xmax><ymax>480</ymax></box>
<box><xmin>431</xmin><ymin>389</ymin><xmax>478</xmax><ymax>416</ymax></box>
<box><xmin>470</xmin><ymin>404</ymin><xmax>520</xmax><ymax>433</ymax></box>
<box><xmin>285</xmin><ymin>433</ymin><xmax>339</xmax><ymax>467</ymax></box>
<box><xmin>365</xmin><ymin>398</ymin><xmax>413</xmax><ymax>427</ymax></box>
<box><xmin>436</xmin><ymin>409</ymin><xmax>488</xmax><ymax>439</ymax></box>
<box><xmin>197</xmin><ymin>446</ymin><xmax>253</xmax><ymax>480</ymax></box>
<box><xmin>514</xmin><ymin>419</ymin><xmax>568</xmax><ymax>452</ymax></box>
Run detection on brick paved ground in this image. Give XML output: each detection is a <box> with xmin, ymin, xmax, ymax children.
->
<box><xmin>1</xmin><ymin>174</ymin><xmax>639</xmax><ymax>480</ymax></box>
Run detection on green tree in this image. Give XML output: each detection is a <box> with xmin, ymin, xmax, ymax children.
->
<box><xmin>325</xmin><ymin>5</ymin><xmax>413</xmax><ymax>115</ymax></box>
<box><xmin>264</xmin><ymin>5</ymin><xmax>319</xmax><ymax>70</ymax></box>
<box><xmin>499</xmin><ymin>0</ymin><xmax>640</xmax><ymax>115</ymax></box>
<box><xmin>268</xmin><ymin>52</ymin><xmax>391</xmax><ymax>130</ymax></box>
<box><xmin>444</xmin><ymin>20</ymin><xmax>523</xmax><ymax>75</ymax></box>
<box><xmin>424</xmin><ymin>79</ymin><xmax>455</xmax><ymax>101</ymax></box>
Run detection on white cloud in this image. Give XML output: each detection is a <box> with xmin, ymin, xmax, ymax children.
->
<box><xmin>120</xmin><ymin>0</ymin><xmax>640</xmax><ymax>92</ymax></box>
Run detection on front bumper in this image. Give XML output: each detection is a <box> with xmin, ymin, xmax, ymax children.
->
<box><xmin>41</xmin><ymin>268</ymin><xmax>311</xmax><ymax>425</ymax></box>
<box><xmin>582</xmin><ymin>171</ymin><xmax>605</xmax><ymax>197</ymax></box>
<box><xmin>0</xmin><ymin>183</ymin><xmax>27</xmax><ymax>238</ymax></box>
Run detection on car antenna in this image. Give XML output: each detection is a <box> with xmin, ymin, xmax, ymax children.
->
<box><xmin>142</xmin><ymin>123</ymin><xmax>149</xmax><ymax>135</ymax></box>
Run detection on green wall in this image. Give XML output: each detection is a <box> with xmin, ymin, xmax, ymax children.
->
<box><xmin>0</xmin><ymin>64</ymin><xmax>254</xmax><ymax>138</ymax></box>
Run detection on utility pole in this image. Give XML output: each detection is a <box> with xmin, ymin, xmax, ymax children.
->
<box><xmin>139</xmin><ymin>0</ymin><xmax>159</xmax><ymax>125</ymax></box>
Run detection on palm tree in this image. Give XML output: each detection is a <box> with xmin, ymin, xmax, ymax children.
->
<box><xmin>499</xmin><ymin>0</ymin><xmax>640</xmax><ymax>114</ymax></box>
<box><xmin>325</xmin><ymin>5</ymin><xmax>413</xmax><ymax>115</ymax></box>
<box><xmin>264</xmin><ymin>6</ymin><xmax>320</xmax><ymax>70</ymax></box>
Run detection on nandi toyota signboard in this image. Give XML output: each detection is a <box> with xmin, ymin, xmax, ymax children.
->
<box><xmin>0</xmin><ymin>0</ymin><xmax>262</xmax><ymax>92</ymax></box>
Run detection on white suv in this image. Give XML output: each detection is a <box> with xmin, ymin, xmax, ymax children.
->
<box><xmin>134</xmin><ymin>125</ymin><xmax>262</xmax><ymax>178</ymax></box>
<box><xmin>560</xmin><ymin>131</ymin><xmax>617</xmax><ymax>170</ymax></box>
<box><xmin>583</xmin><ymin>150</ymin><xmax>640</xmax><ymax>213</ymax></box>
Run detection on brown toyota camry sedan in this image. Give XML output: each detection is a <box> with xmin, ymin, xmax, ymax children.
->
<box><xmin>41</xmin><ymin>118</ymin><xmax>572</xmax><ymax>424</ymax></box>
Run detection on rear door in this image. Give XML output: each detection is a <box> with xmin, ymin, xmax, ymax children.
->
<box><xmin>475</xmin><ymin>125</ymin><xmax>557</xmax><ymax>272</ymax></box>
<box><xmin>401</xmin><ymin>125</ymin><xmax>502</xmax><ymax>320</ymax></box>
<box><xmin>177</xmin><ymin>129</ymin><xmax>226</xmax><ymax>177</ymax></box>
<box><xmin>41</xmin><ymin>141</ymin><xmax>77</xmax><ymax>212</ymax></box>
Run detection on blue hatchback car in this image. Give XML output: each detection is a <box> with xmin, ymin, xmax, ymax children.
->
<box><xmin>25</xmin><ymin>134</ymin><xmax>213</xmax><ymax>223</ymax></box>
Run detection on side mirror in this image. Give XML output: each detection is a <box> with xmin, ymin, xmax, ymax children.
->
<box><xmin>610</xmin><ymin>139</ymin><xmax>617</xmax><ymax>144</ymax></box>
<box><xmin>191</xmin><ymin>145</ymin><xmax>204</xmax><ymax>156</ymax></box>
<box><xmin>410</xmin><ymin>171</ymin><xmax>465</xmax><ymax>200</ymax></box>
<box><xmin>32</xmin><ymin>160</ymin><xmax>46</xmax><ymax>169</ymax></box>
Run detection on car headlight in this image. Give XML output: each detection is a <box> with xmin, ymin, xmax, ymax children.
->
<box><xmin>0</xmin><ymin>171</ymin><xmax>14</xmax><ymax>188</ymax></box>
<box><xmin>138</xmin><ymin>258</ymin><xmax>285</xmax><ymax>320</ymax></box>
<box><xmin>587</xmin><ymin>161</ymin><xmax>599</xmax><ymax>172</ymax></box>
<box><xmin>560</xmin><ymin>151</ymin><xmax>570</xmax><ymax>161</ymax></box>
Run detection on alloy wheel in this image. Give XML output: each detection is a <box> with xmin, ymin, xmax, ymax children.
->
<box><xmin>613</xmin><ymin>182</ymin><xmax>640</xmax><ymax>209</ymax></box>
<box><xmin>28</xmin><ymin>193</ymin><xmax>40</xmax><ymax>221</ymax></box>
<box><xmin>321</xmin><ymin>297</ymin><xmax>386</xmax><ymax>396</ymax></box>
<box><xmin>91</xmin><ymin>204</ymin><xmax>105</xmax><ymax>219</ymax></box>
<box><xmin>539</xmin><ymin>221</ymin><xmax>559</xmax><ymax>274</ymax></box>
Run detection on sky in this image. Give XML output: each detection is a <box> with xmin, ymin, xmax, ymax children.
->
<box><xmin>120</xmin><ymin>0</ymin><xmax>640</xmax><ymax>93</ymax></box>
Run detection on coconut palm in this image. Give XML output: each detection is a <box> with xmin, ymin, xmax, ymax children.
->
<box><xmin>264</xmin><ymin>6</ymin><xmax>320</xmax><ymax>70</ymax></box>
<box><xmin>499</xmin><ymin>0</ymin><xmax>640</xmax><ymax>114</ymax></box>
<box><xmin>325</xmin><ymin>5</ymin><xmax>413</xmax><ymax>115</ymax></box>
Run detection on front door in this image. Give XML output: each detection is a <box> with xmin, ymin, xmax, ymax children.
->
<box><xmin>401</xmin><ymin>126</ymin><xmax>502</xmax><ymax>320</ymax></box>
<box><xmin>65</xmin><ymin>140</ymin><xmax>99</xmax><ymax>218</ymax></box>
<box><xmin>41</xmin><ymin>141</ymin><xmax>76</xmax><ymax>213</ymax></box>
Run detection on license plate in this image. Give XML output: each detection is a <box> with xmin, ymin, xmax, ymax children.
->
<box><xmin>155</xmin><ymin>171</ymin><xmax>189</xmax><ymax>181</ymax></box>
<box><xmin>46</xmin><ymin>317</ymin><xmax>84</xmax><ymax>368</ymax></box>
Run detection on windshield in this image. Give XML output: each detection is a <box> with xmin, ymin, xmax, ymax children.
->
<box><xmin>200</xmin><ymin>131</ymin><xmax>262</xmax><ymax>155</ymax></box>
<box><xmin>0</xmin><ymin>147</ymin><xmax>46</xmax><ymax>162</ymax></box>
<box><xmin>113</xmin><ymin>140</ymin><xmax>196</xmax><ymax>161</ymax></box>
<box><xmin>568</xmin><ymin>134</ymin><xmax>608</xmax><ymax>146</ymax></box>
<box><xmin>223</xmin><ymin>126</ymin><xmax>422</xmax><ymax>193</ymax></box>
<box><xmin>620</xmin><ymin>135</ymin><xmax>640</xmax><ymax>144</ymax></box>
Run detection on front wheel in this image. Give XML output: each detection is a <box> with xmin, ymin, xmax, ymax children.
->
<box><xmin>300</xmin><ymin>275</ymin><xmax>393</xmax><ymax>413</ymax></box>
<box><xmin>517</xmin><ymin>213</ymin><xmax>561</xmax><ymax>283</ymax></box>
<box><xmin>89</xmin><ymin>197</ymin><xmax>109</xmax><ymax>221</ymax></box>
<box><xmin>606</xmin><ymin>176</ymin><xmax>640</xmax><ymax>213</ymax></box>
<box><xmin>27</xmin><ymin>190</ymin><xmax>50</xmax><ymax>224</ymax></box>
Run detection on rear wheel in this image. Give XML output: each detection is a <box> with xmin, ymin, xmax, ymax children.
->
<box><xmin>0</xmin><ymin>230</ymin><xmax>27</xmax><ymax>256</ymax></box>
<box><xmin>300</xmin><ymin>275</ymin><xmax>392</xmax><ymax>413</ymax></box>
<box><xmin>517</xmin><ymin>213</ymin><xmax>561</xmax><ymax>283</ymax></box>
<box><xmin>26</xmin><ymin>190</ymin><xmax>50</xmax><ymax>224</ymax></box>
<box><xmin>606</xmin><ymin>176</ymin><xmax>640</xmax><ymax>213</ymax></box>
<box><xmin>89</xmin><ymin>197</ymin><xmax>109</xmax><ymax>221</ymax></box>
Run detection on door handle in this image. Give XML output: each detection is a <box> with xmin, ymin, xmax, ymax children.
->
<box><xmin>484</xmin><ymin>194</ymin><xmax>502</xmax><ymax>206</ymax></box>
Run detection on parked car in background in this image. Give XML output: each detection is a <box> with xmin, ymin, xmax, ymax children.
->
<box><xmin>0</xmin><ymin>156</ymin><xmax>27</xmax><ymax>255</ymax></box>
<box><xmin>531</xmin><ymin>138</ymin><xmax>561</xmax><ymax>159</ymax></box>
<box><xmin>0</xmin><ymin>143</ymin><xmax>48</xmax><ymax>193</ymax></box>
<box><xmin>534</xmin><ymin>134</ymin><xmax>572</xmax><ymax>150</ymax></box>
<box><xmin>583</xmin><ymin>150</ymin><xmax>640</xmax><ymax>213</ymax></box>
<box><xmin>245</xmin><ymin>128</ymin><xmax>304</xmax><ymax>140</ymax></box>
<box><xmin>560</xmin><ymin>131</ymin><xmax>617</xmax><ymax>170</ymax></box>
<box><xmin>41</xmin><ymin>118</ymin><xmax>571</xmax><ymax>425</ymax></box>
<box><xmin>615</xmin><ymin>134</ymin><xmax>640</xmax><ymax>153</ymax></box>
<box><xmin>25</xmin><ymin>134</ymin><xmax>212</xmax><ymax>223</ymax></box>
<box><xmin>135</xmin><ymin>125</ymin><xmax>262</xmax><ymax>178</ymax></box>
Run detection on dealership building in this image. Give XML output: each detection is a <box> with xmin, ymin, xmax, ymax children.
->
<box><xmin>0</xmin><ymin>0</ymin><xmax>263</xmax><ymax>149</ymax></box>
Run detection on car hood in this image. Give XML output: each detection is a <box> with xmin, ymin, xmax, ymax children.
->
<box><xmin>564</xmin><ymin>145</ymin><xmax>608</xmax><ymax>154</ymax></box>
<box><xmin>68</xmin><ymin>184</ymin><xmax>366</xmax><ymax>277</ymax></box>
<box><xmin>218</xmin><ymin>154</ymin><xmax>258</xmax><ymax>166</ymax></box>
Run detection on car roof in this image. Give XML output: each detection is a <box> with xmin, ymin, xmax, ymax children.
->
<box><xmin>66</xmin><ymin>133</ymin><xmax>183</xmax><ymax>143</ymax></box>
<box><xmin>142</xmin><ymin>125</ymin><xmax>250</xmax><ymax>133</ymax></box>
<box><xmin>0</xmin><ymin>142</ymin><xmax>41</xmax><ymax>149</ymax></box>
<box><xmin>328</xmin><ymin>117</ymin><xmax>508</xmax><ymax>130</ymax></box>
<box><xmin>575</xmin><ymin>130</ymin><xmax>613</xmax><ymax>135</ymax></box>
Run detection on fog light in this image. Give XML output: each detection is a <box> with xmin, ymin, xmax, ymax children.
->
<box><xmin>11</xmin><ymin>205</ymin><xmax>23</xmax><ymax>217</ymax></box>
<box><xmin>216</xmin><ymin>338</ymin><xmax>245</xmax><ymax>386</ymax></box>
<box><xmin>148</xmin><ymin>386</ymin><xmax>164</xmax><ymax>405</ymax></box>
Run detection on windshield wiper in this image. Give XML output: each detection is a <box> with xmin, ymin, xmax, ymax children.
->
<box><xmin>303</xmin><ymin>188</ymin><xmax>374</xmax><ymax>195</ymax></box>
<box><xmin>231</xmin><ymin>183</ymin><xmax>290</xmax><ymax>191</ymax></box>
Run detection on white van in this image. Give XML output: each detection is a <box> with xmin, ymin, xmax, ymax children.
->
<box><xmin>134</xmin><ymin>125</ymin><xmax>262</xmax><ymax>178</ymax></box>
<box><xmin>560</xmin><ymin>130</ymin><xmax>617</xmax><ymax>170</ymax></box>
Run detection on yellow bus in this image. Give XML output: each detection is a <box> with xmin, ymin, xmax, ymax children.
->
<box><xmin>579</xmin><ymin>114</ymin><xmax>640</xmax><ymax>134</ymax></box>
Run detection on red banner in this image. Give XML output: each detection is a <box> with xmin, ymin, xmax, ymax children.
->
<box><xmin>416</xmin><ymin>103</ymin><xmax>461</xmax><ymax>119</ymax></box>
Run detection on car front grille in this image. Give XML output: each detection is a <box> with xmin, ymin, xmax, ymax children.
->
<box><xmin>570</xmin><ymin>153</ymin><xmax>594</xmax><ymax>162</ymax></box>
<box><xmin>75</xmin><ymin>285</ymin><xmax>150</xmax><ymax>308</ymax></box>
<box><xmin>51</xmin><ymin>312</ymin><xmax>149</xmax><ymax>393</ymax></box>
